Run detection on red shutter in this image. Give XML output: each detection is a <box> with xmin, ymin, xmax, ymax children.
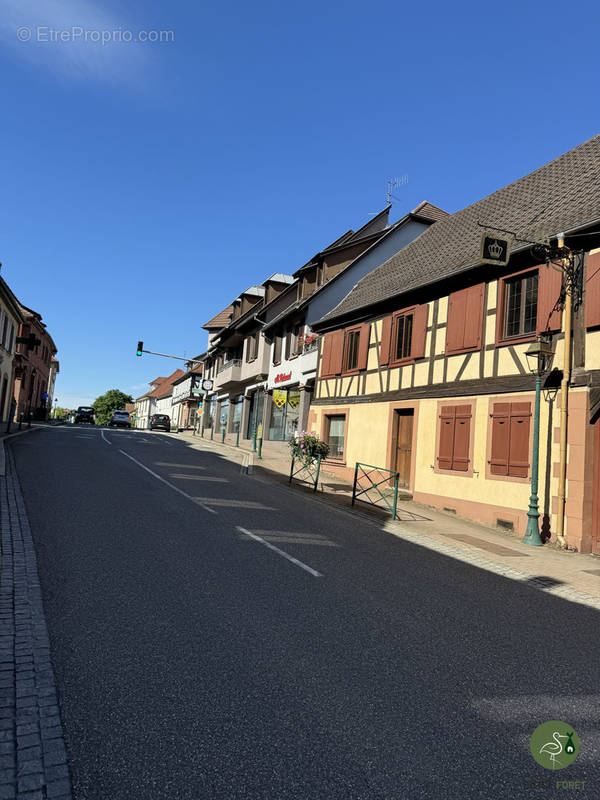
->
<box><xmin>411</xmin><ymin>304</ymin><xmax>429</xmax><ymax>359</ymax></box>
<box><xmin>446</xmin><ymin>290</ymin><xmax>467</xmax><ymax>353</ymax></box>
<box><xmin>490</xmin><ymin>403</ymin><xmax>510</xmax><ymax>476</ymax></box>
<box><xmin>463</xmin><ymin>284</ymin><xmax>485</xmax><ymax>350</ymax></box>
<box><xmin>380</xmin><ymin>316</ymin><xmax>393</xmax><ymax>366</ymax></box>
<box><xmin>320</xmin><ymin>334</ymin><xmax>333</xmax><ymax>377</ymax></box>
<box><xmin>437</xmin><ymin>406</ymin><xmax>455</xmax><ymax>470</ymax></box>
<box><xmin>537</xmin><ymin>263</ymin><xmax>563</xmax><ymax>333</ymax></box>
<box><xmin>452</xmin><ymin>405</ymin><xmax>471</xmax><ymax>471</ymax></box>
<box><xmin>585</xmin><ymin>252</ymin><xmax>600</xmax><ymax>329</ymax></box>
<box><xmin>508</xmin><ymin>402</ymin><xmax>531</xmax><ymax>478</ymax></box>
<box><xmin>357</xmin><ymin>323</ymin><xmax>370</xmax><ymax>371</ymax></box>
<box><xmin>329</xmin><ymin>329</ymin><xmax>345</xmax><ymax>376</ymax></box>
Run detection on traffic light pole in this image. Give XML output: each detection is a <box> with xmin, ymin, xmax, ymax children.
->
<box><xmin>136</xmin><ymin>347</ymin><xmax>203</xmax><ymax>369</ymax></box>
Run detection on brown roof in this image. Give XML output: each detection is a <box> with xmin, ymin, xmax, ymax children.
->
<box><xmin>410</xmin><ymin>201</ymin><xmax>450</xmax><ymax>223</ymax></box>
<box><xmin>203</xmin><ymin>305</ymin><xmax>233</xmax><ymax>331</ymax></box>
<box><xmin>125</xmin><ymin>403</ymin><xmax>135</xmax><ymax>413</ymax></box>
<box><xmin>316</xmin><ymin>134</ymin><xmax>600</xmax><ymax>327</ymax></box>
<box><xmin>147</xmin><ymin>369</ymin><xmax>185</xmax><ymax>399</ymax></box>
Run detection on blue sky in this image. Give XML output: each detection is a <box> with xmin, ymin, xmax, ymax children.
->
<box><xmin>1</xmin><ymin>0</ymin><xmax>599</xmax><ymax>408</ymax></box>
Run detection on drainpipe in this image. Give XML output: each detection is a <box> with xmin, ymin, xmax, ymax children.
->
<box><xmin>556</xmin><ymin>234</ymin><xmax>571</xmax><ymax>549</ymax></box>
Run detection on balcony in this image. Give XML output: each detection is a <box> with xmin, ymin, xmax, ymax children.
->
<box><xmin>215</xmin><ymin>358</ymin><xmax>242</xmax><ymax>389</ymax></box>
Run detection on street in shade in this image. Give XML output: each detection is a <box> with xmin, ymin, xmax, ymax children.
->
<box><xmin>6</xmin><ymin>425</ymin><xmax>598</xmax><ymax>800</ymax></box>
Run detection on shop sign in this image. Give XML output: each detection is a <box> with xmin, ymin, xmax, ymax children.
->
<box><xmin>274</xmin><ymin>372</ymin><xmax>292</xmax><ymax>384</ymax></box>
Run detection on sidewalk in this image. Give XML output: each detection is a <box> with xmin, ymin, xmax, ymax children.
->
<box><xmin>166</xmin><ymin>428</ymin><xmax>600</xmax><ymax>607</ymax></box>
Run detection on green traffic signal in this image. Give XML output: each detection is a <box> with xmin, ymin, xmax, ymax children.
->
<box><xmin>136</xmin><ymin>340</ymin><xmax>143</xmax><ymax>357</ymax></box>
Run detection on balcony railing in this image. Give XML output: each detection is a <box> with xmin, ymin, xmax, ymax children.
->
<box><xmin>217</xmin><ymin>359</ymin><xmax>242</xmax><ymax>375</ymax></box>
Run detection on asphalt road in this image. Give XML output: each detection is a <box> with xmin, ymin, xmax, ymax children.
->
<box><xmin>10</xmin><ymin>425</ymin><xmax>600</xmax><ymax>799</ymax></box>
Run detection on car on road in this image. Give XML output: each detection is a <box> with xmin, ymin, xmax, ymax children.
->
<box><xmin>74</xmin><ymin>406</ymin><xmax>95</xmax><ymax>424</ymax></box>
<box><xmin>150</xmin><ymin>414</ymin><xmax>171</xmax><ymax>432</ymax></box>
<box><xmin>108</xmin><ymin>410</ymin><xmax>132</xmax><ymax>428</ymax></box>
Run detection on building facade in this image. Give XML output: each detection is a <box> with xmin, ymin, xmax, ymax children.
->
<box><xmin>311</xmin><ymin>135</ymin><xmax>600</xmax><ymax>553</ymax></box>
<box><xmin>0</xmin><ymin>278</ymin><xmax>24</xmax><ymax>425</ymax></box>
<box><xmin>13</xmin><ymin>304</ymin><xmax>57</xmax><ymax>422</ymax></box>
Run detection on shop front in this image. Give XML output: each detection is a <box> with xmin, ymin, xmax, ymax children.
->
<box><xmin>268</xmin><ymin>388</ymin><xmax>301</xmax><ymax>441</ymax></box>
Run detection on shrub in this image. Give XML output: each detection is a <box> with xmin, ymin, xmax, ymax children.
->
<box><xmin>289</xmin><ymin>431</ymin><xmax>329</xmax><ymax>466</ymax></box>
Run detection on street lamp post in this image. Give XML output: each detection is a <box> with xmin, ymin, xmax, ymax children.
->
<box><xmin>522</xmin><ymin>337</ymin><xmax>554</xmax><ymax>547</ymax></box>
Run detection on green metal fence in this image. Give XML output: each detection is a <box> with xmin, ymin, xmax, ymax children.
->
<box><xmin>352</xmin><ymin>462</ymin><xmax>400</xmax><ymax>519</ymax></box>
<box><xmin>289</xmin><ymin>454</ymin><xmax>322</xmax><ymax>492</ymax></box>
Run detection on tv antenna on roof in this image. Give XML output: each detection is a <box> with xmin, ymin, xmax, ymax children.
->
<box><xmin>386</xmin><ymin>176</ymin><xmax>409</xmax><ymax>205</ymax></box>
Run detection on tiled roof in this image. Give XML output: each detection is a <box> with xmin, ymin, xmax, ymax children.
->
<box><xmin>317</xmin><ymin>134</ymin><xmax>600</xmax><ymax>326</ymax></box>
<box><xmin>410</xmin><ymin>201</ymin><xmax>450</xmax><ymax>222</ymax></box>
<box><xmin>203</xmin><ymin>305</ymin><xmax>233</xmax><ymax>331</ymax></box>
<box><xmin>147</xmin><ymin>369</ymin><xmax>185</xmax><ymax>399</ymax></box>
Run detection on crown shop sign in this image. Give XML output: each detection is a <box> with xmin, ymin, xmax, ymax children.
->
<box><xmin>480</xmin><ymin>233</ymin><xmax>511</xmax><ymax>266</ymax></box>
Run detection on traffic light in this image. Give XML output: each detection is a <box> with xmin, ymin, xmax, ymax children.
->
<box><xmin>136</xmin><ymin>341</ymin><xmax>143</xmax><ymax>357</ymax></box>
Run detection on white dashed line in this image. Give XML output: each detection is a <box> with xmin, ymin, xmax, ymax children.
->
<box><xmin>119</xmin><ymin>450</ymin><xmax>217</xmax><ymax>514</ymax></box>
<box><xmin>236</xmin><ymin>526</ymin><xmax>323</xmax><ymax>578</ymax></box>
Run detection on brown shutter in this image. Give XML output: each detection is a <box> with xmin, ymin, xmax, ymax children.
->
<box><xmin>490</xmin><ymin>403</ymin><xmax>510</xmax><ymax>476</ymax></box>
<box><xmin>437</xmin><ymin>406</ymin><xmax>455</xmax><ymax>470</ymax></box>
<box><xmin>508</xmin><ymin>402</ymin><xmax>531</xmax><ymax>478</ymax></box>
<box><xmin>537</xmin><ymin>264</ymin><xmax>563</xmax><ymax>333</ymax></box>
<box><xmin>330</xmin><ymin>329</ymin><xmax>345</xmax><ymax>375</ymax></box>
<box><xmin>463</xmin><ymin>283</ymin><xmax>485</xmax><ymax>350</ymax></box>
<box><xmin>357</xmin><ymin>323</ymin><xmax>371</xmax><ymax>371</ymax></box>
<box><xmin>379</xmin><ymin>316</ymin><xmax>393</xmax><ymax>366</ymax></box>
<box><xmin>452</xmin><ymin>405</ymin><xmax>471</xmax><ymax>471</ymax></box>
<box><xmin>446</xmin><ymin>290</ymin><xmax>467</xmax><ymax>353</ymax></box>
<box><xmin>411</xmin><ymin>304</ymin><xmax>429</xmax><ymax>359</ymax></box>
<box><xmin>320</xmin><ymin>333</ymin><xmax>333</xmax><ymax>377</ymax></box>
<box><xmin>585</xmin><ymin>252</ymin><xmax>600</xmax><ymax>329</ymax></box>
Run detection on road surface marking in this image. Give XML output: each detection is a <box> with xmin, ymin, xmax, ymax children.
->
<box><xmin>100</xmin><ymin>430</ymin><xmax>112</xmax><ymax>446</ymax></box>
<box><xmin>154</xmin><ymin>462</ymin><xmax>206</xmax><ymax>470</ymax></box>
<box><xmin>193</xmin><ymin>498</ymin><xmax>274</xmax><ymax>509</ymax></box>
<box><xmin>119</xmin><ymin>450</ymin><xmax>217</xmax><ymax>514</ymax></box>
<box><xmin>236</xmin><ymin>526</ymin><xmax>322</xmax><ymax>578</ymax></box>
<box><xmin>169</xmin><ymin>474</ymin><xmax>228</xmax><ymax>482</ymax></box>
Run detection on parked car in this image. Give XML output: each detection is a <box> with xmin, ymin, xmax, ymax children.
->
<box><xmin>109</xmin><ymin>410</ymin><xmax>131</xmax><ymax>428</ymax></box>
<box><xmin>74</xmin><ymin>406</ymin><xmax>95</xmax><ymax>424</ymax></box>
<box><xmin>150</xmin><ymin>414</ymin><xmax>170</xmax><ymax>432</ymax></box>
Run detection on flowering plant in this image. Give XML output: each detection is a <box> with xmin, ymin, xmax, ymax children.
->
<box><xmin>289</xmin><ymin>430</ymin><xmax>329</xmax><ymax>466</ymax></box>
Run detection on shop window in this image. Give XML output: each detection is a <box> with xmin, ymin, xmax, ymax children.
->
<box><xmin>437</xmin><ymin>405</ymin><xmax>472</xmax><ymax>472</ymax></box>
<box><xmin>325</xmin><ymin>414</ymin><xmax>346</xmax><ymax>460</ymax></box>
<box><xmin>269</xmin><ymin>389</ymin><xmax>300</xmax><ymax>441</ymax></box>
<box><xmin>231</xmin><ymin>395</ymin><xmax>243</xmax><ymax>432</ymax></box>
<box><xmin>246</xmin><ymin>391</ymin><xmax>265</xmax><ymax>439</ymax></box>
<box><xmin>489</xmin><ymin>402</ymin><xmax>531</xmax><ymax>478</ymax></box>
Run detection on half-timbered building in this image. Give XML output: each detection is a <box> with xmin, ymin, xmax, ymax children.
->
<box><xmin>311</xmin><ymin>135</ymin><xmax>600</xmax><ymax>553</ymax></box>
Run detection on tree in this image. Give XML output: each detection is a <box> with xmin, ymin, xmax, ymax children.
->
<box><xmin>92</xmin><ymin>389</ymin><xmax>134</xmax><ymax>426</ymax></box>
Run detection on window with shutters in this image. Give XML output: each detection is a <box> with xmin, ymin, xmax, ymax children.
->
<box><xmin>446</xmin><ymin>284</ymin><xmax>485</xmax><ymax>354</ymax></box>
<box><xmin>437</xmin><ymin>405</ymin><xmax>472</xmax><ymax>473</ymax></box>
<box><xmin>496</xmin><ymin>265</ymin><xmax>561</xmax><ymax>345</ymax></box>
<box><xmin>344</xmin><ymin>328</ymin><xmax>360</xmax><ymax>372</ymax></box>
<box><xmin>503</xmin><ymin>273</ymin><xmax>538</xmax><ymax>338</ymax></box>
<box><xmin>380</xmin><ymin>305</ymin><xmax>428</xmax><ymax>368</ymax></box>
<box><xmin>489</xmin><ymin>401</ymin><xmax>531</xmax><ymax>479</ymax></box>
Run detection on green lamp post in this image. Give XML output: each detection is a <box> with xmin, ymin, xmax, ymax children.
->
<box><xmin>522</xmin><ymin>336</ymin><xmax>554</xmax><ymax>547</ymax></box>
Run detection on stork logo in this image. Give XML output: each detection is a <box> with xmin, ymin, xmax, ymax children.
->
<box><xmin>530</xmin><ymin>721</ymin><xmax>579</xmax><ymax>770</ymax></box>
